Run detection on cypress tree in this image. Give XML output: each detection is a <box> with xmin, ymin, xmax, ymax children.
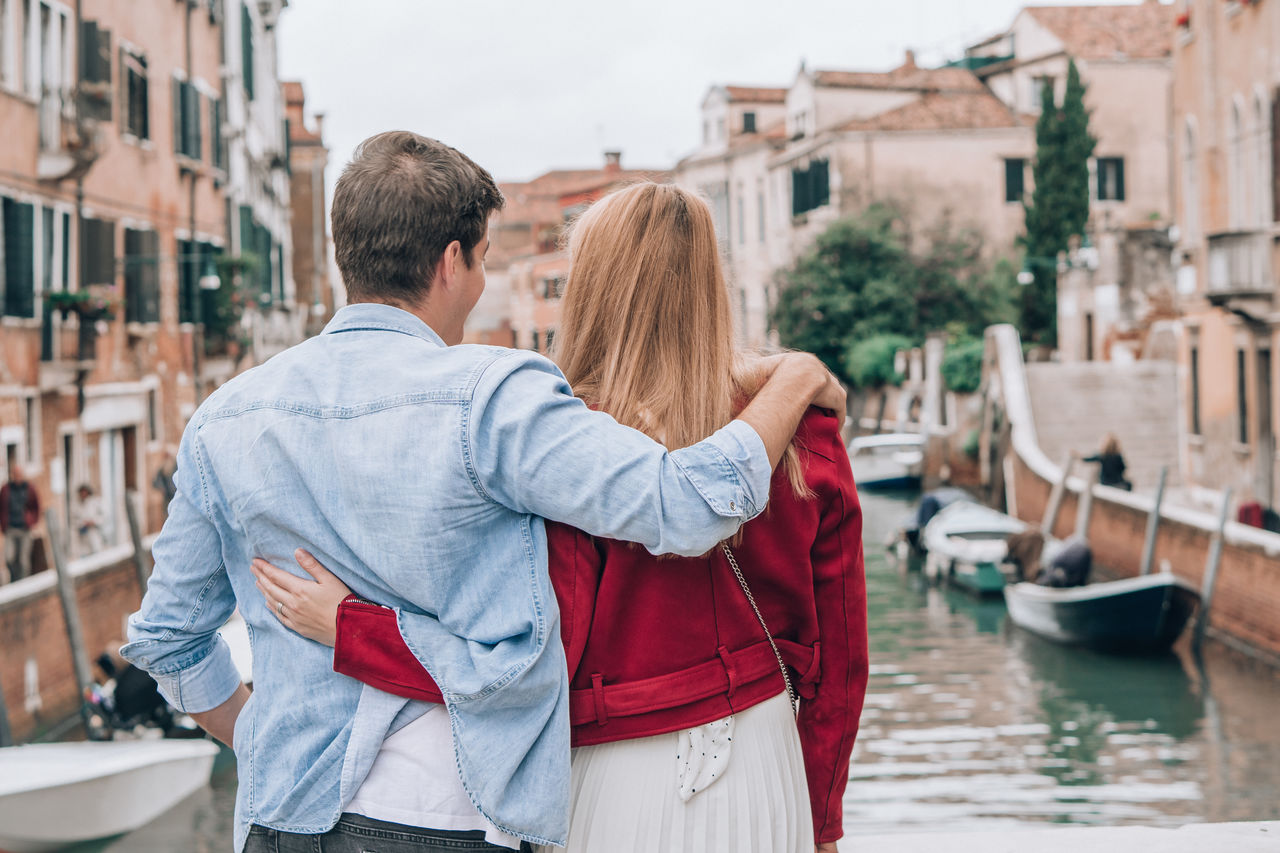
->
<box><xmin>1020</xmin><ymin>59</ymin><xmax>1096</xmax><ymax>346</ymax></box>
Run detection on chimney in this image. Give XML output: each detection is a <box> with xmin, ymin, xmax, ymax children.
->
<box><xmin>603</xmin><ymin>150</ymin><xmax>622</xmax><ymax>175</ymax></box>
<box><xmin>313</xmin><ymin>112</ymin><xmax>325</xmax><ymax>141</ymax></box>
<box><xmin>902</xmin><ymin>49</ymin><xmax>917</xmax><ymax>70</ymax></box>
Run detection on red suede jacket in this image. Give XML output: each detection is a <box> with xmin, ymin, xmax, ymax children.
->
<box><xmin>332</xmin><ymin>408</ymin><xmax>868</xmax><ymax>844</ymax></box>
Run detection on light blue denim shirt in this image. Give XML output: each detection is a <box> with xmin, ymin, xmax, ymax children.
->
<box><xmin>121</xmin><ymin>304</ymin><xmax>771</xmax><ymax>851</ymax></box>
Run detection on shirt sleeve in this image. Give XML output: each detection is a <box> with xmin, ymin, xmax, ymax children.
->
<box><xmin>119</xmin><ymin>428</ymin><xmax>242</xmax><ymax>715</ymax></box>
<box><xmin>466</xmin><ymin>351</ymin><xmax>773</xmax><ymax>558</ymax></box>
<box><xmin>799</xmin><ymin>418</ymin><xmax>869</xmax><ymax>845</ymax></box>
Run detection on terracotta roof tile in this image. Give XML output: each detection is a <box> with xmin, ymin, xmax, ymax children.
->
<box><xmin>837</xmin><ymin>90</ymin><xmax>1025</xmax><ymax>133</ymax></box>
<box><xmin>814</xmin><ymin>65</ymin><xmax>986</xmax><ymax>93</ymax></box>
<box><xmin>723</xmin><ymin>85</ymin><xmax>787</xmax><ymax>104</ymax></box>
<box><xmin>1024</xmin><ymin>3</ymin><xmax>1173</xmax><ymax>60</ymax></box>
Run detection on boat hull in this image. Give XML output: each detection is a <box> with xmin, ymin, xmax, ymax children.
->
<box><xmin>0</xmin><ymin>740</ymin><xmax>218</xmax><ymax>852</ymax></box>
<box><xmin>1005</xmin><ymin>575</ymin><xmax>1200</xmax><ymax>654</ymax></box>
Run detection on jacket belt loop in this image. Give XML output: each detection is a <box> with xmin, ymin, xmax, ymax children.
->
<box><xmin>591</xmin><ymin>673</ymin><xmax>608</xmax><ymax>726</ymax></box>
<box><xmin>717</xmin><ymin>646</ymin><xmax>737</xmax><ymax>700</ymax></box>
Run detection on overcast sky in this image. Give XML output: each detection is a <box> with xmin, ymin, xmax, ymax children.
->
<box><xmin>278</xmin><ymin>0</ymin><xmax>1158</xmax><ymax>187</ymax></box>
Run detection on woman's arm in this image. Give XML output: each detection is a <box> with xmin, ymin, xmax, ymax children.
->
<box><xmin>799</xmin><ymin>419</ymin><xmax>870</xmax><ymax>847</ymax></box>
<box><xmin>252</xmin><ymin>525</ymin><xmax>601</xmax><ymax>701</ymax></box>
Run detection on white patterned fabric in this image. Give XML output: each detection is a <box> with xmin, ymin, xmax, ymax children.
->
<box><xmin>542</xmin><ymin>692</ymin><xmax>812</xmax><ymax>853</ymax></box>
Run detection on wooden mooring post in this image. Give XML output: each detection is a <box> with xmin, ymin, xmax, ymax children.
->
<box><xmin>46</xmin><ymin>510</ymin><xmax>97</xmax><ymax>736</ymax></box>
<box><xmin>1041</xmin><ymin>453</ymin><xmax>1075</xmax><ymax>538</ymax></box>
<box><xmin>0</xmin><ymin>666</ymin><xmax>12</xmax><ymax>746</ymax></box>
<box><xmin>124</xmin><ymin>490</ymin><xmax>150</xmax><ymax>596</ymax></box>
<box><xmin>1139</xmin><ymin>467</ymin><xmax>1168</xmax><ymax>576</ymax></box>
<box><xmin>1193</xmin><ymin>488</ymin><xmax>1234</xmax><ymax>656</ymax></box>
<box><xmin>1075</xmin><ymin>465</ymin><xmax>1099</xmax><ymax>541</ymax></box>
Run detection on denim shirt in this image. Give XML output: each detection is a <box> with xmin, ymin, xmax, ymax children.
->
<box><xmin>121</xmin><ymin>304</ymin><xmax>771</xmax><ymax>851</ymax></box>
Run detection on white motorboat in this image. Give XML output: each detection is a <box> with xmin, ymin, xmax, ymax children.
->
<box><xmin>0</xmin><ymin>738</ymin><xmax>218</xmax><ymax>852</ymax></box>
<box><xmin>847</xmin><ymin>433</ymin><xmax>925</xmax><ymax>489</ymax></box>
<box><xmin>218</xmin><ymin>611</ymin><xmax>253</xmax><ymax>684</ymax></box>
<box><xmin>922</xmin><ymin>501</ymin><xmax>1028</xmax><ymax>595</ymax></box>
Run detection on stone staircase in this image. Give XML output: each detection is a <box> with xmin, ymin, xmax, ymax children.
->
<box><xmin>1023</xmin><ymin>361</ymin><xmax>1181</xmax><ymax>491</ymax></box>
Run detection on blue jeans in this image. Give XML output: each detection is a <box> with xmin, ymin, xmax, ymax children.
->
<box><xmin>243</xmin><ymin>814</ymin><xmax>529</xmax><ymax>852</ymax></box>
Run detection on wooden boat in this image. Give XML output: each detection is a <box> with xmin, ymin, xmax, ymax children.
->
<box><xmin>896</xmin><ymin>487</ymin><xmax>972</xmax><ymax>558</ymax></box>
<box><xmin>0</xmin><ymin>739</ymin><xmax>218</xmax><ymax>852</ymax></box>
<box><xmin>1004</xmin><ymin>573</ymin><xmax>1200</xmax><ymax>654</ymax></box>
<box><xmin>847</xmin><ymin>433</ymin><xmax>925</xmax><ymax>489</ymax></box>
<box><xmin>922</xmin><ymin>501</ymin><xmax>1027</xmax><ymax>596</ymax></box>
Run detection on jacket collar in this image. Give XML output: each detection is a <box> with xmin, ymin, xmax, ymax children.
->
<box><xmin>322</xmin><ymin>303</ymin><xmax>447</xmax><ymax>348</ymax></box>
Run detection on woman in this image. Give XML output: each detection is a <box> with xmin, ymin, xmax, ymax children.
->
<box><xmin>253</xmin><ymin>182</ymin><xmax>867</xmax><ymax>852</ymax></box>
<box><xmin>1083</xmin><ymin>433</ymin><xmax>1131</xmax><ymax>491</ymax></box>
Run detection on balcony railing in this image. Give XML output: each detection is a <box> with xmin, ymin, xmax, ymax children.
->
<box><xmin>1207</xmin><ymin>231</ymin><xmax>1274</xmax><ymax>297</ymax></box>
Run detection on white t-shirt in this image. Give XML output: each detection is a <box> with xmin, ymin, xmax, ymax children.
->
<box><xmin>346</xmin><ymin>705</ymin><xmax>522</xmax><ymax>850</ymax></box>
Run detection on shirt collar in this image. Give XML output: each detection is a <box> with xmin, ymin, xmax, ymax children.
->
<box><xmin>322</xmin><ymin>303</ymin><xmax>448</xmax><ymax>348</ymax></box>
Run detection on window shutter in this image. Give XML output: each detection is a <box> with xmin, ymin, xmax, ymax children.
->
<box><xmin>187</xmin><ymin>84</ymin><xmax>203</xmax><ymax>159</ymax></box>
<box><xmin>3</xmin><ymin>199</ymin><xmax>36</xmax><ymax>318</ymax></box>
<box><xmin>1271</xmin><ymin>89</ymin><xmax>1280</xmax><ymax>222</ymax></box>
<box><xmin>142</xmin><ymin>230</ymin><xmax>161</xmax><ymax>322</ymax></box>
<box><xmin>238</xmin><ymin>204</ymin><xmax>253</xmax><ymax>257</ymax></box>
<box><xmin>172</xmin><ymin>77</ymin><xmax>183</xmax><ymax>154</ymax></box>
<box><xmin>241</xmin><ymin>2</ymin><xmax>255</xmax><ymax>101</ymax></box>
<box><xmin>124</xmin><ymin>228</ymin><xmax>141</xmax><ymax>323</ymax></box>
<box><xmin>78</xmin><ymin>21</ymin><xmax>113</xmax><ymax>120</ymax></box>
<box><xmin>815</xmin><ymin>159</ymin><xmax>830</xmax><ymax>207</ymax></box>
<box><xmin>1114</xmin><ymin>158</ymin><xmax>1125</xmax><ymax>202</ymax></box>
<box><xmin>791</xmin><ymin>167</ymin><xmax>805</xmax><ymax>216</ymax></box>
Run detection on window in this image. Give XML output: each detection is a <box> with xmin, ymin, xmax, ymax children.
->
<box><xmin>742</xmin><ymin>111</ymin><xmax>756</xmax><ymax>134</ymax></box>
<box><xmin>210</xmin><ymin>96</ymin><xmax>227</xmax><ymax>171</ymax></box>
<box><xmin>1272</xmin><ymin>89</ymin><xmax>1280</xmax><ymax>222</ymax></box>
<box><xmin>757</xmin><ymin>182</ymin><xmax>765</xmax><ymax>243</ymax></box>
<box><xmin>1004</xmin><ymin>158</ymin><xmax>1026</xmax><ymax>203</ymax></box>
<box><xmin>1190</xmin><ymin>345</ymin><xmax>1201</xmax><ymax>436</ymax></box>
<box><xmin>1032</xmin><ymin>75</ymin><xmax>1056</xmax><ymax>111</ymax></box>
<box><xmin>1096</xmin><ymin>157</ymin><xmax>1125</xmax><ymax>202</ymax></box>
<box><xmin>119</xmin><ymin>46</ymin><xmax>148</xmax><ymax>140</ymax></box>
<box><xmin>717</xmin><ymin>117</ymin><xmax>725</xmax><ymax>141</ymax></box>
<box><xmin>241</xmin><ymin>1</ymin><xmax>254</xmax><ymax>101</ymax></box>
<box><xmin>80</xmin><ymin>215</ymin><xmax>115</xmax><ymax>288</ymax></box>
<box><xmin>702</xmin><ymin>119</ymin><xmax>709</xmax><ymax>144</ymax></box>
<box><xmin>791</xmin><ymin>159</ymin><xmax>830</xmax><ymax>216</ymax></box>
<box><xmin>77</xmin><ymin>18</ymin><xmax>112</xmax><ymax>121</ymax></box>
<box><xmin>1238</xmin><ymin>348</ymin><xmax>1249</xmax><ymax>445</ymax></box>
<box><xmin>531</xmin><ymin>329</ymin><xmax>540</xmax><ymax>353</ymax></box>
<box><xmin>1229</xmin><ymin>102</ymin><xmax>1244</xmax><ymax>226</ymax></box>
<box><xmin>2</xmin><ymin>197</ymin><xmax>34</xmax><ymax>317</ymax></box>
<box><xmin>1255</xmin><ymin>94</ymin><xmax>1270</xmax><ymax>227</ymax></box>
<box><xmin>123</xmin><ymin>227</ymin><xmax>159</xmax><ymax>324</ymax></box>
<box><xmin>737</xmin><ymin>187</ymin><xmax>745</xmax><ymax>245</ymax></box>
<box><xmin>1183</xmin><ymin>119</ymin><xmax>1199</xmax><ymax>239</ymax></box>
<box><xmin>544</xmin><ymin>329</ymin><xmax>555</xmax><ymax>352</ymax></box>
<box><xmin>540</xmin><ymin>275</ymin><xmax>564</xmax><ymax>300</ymax></box>
<box><xmin>171</xmin><ymin>75</ymin><xmax>201</xmax><ymax>159</ymax></box>
<box><xmin>0</xmin><ymin>0</ymin><xmax>13</xmax><ymax>90</ymax></box>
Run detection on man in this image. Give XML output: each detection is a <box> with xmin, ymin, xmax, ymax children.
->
<box><xmin>122</xmin><ymin>131</ymin><xmax>843</xmax><ymax>852</ymax></box>
<box><xmin>1</xmin><ymin>464</ymin><xmax>41</xmax><ymax>583</ymax></box>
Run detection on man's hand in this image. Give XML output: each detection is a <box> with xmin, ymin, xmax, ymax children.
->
<box><xmin>816</xmin><ymin>843</ymin><xmax>840</xmax><ymax>853</ymax></box>
<box><xmin>738</xmin><ymin>352</ymin><xmax>848</xmax><ymax>469</ymax></box>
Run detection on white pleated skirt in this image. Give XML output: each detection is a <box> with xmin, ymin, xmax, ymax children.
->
<box><xmin>539</xmin><ymin>691</ymin><xmax>813</xmax><ymax>853</ymax></box>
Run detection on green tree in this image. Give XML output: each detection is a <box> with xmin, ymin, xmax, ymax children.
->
<box><xmin>1021</xmin><ymin>59</ymin><xmax>1096</xmax><ymax>346</ymax></box>
<box><xmin>771</xmin><ymin>202</ymin><xmax>1019</xmax><ymax>386</ymax></box>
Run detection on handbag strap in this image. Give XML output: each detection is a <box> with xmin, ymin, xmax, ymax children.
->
<box><xmin>719</xmin><ymin>543</ymin><xmax>798</xmax><ymax>717</ymax></box>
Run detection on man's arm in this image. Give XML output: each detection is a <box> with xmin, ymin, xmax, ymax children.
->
<box><xmin>467</xmin><ymin>351</ymin><xmax>842</xmax><ymax>557</ymax></box>
<box><xmin>120</xmin><ymin>433</ymin><xmax>243</xmax><ymax>734</ymax></box>
<box><xmin>191</xmin><ymin>682</ymin><xmax>251</xmax><ymax>747</ymax></box>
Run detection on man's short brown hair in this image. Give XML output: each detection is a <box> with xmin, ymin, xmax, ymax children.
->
<box><xmin>332</xmin><ymin>131</ymin><xmax>505</xmax><ymax>305</ymax></box>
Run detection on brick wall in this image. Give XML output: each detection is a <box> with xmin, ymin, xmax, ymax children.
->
<box><xmin>0</xmin><ymin>556</ymin><xmax>146</xmax><ymax>742</ymax></box>
<box><xmin>1010</xmin><ymin>453</ymin><xmax>1280</xmax><ymax>665</ymax></box>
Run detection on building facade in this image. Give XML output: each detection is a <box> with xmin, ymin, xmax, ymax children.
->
<box><xmin>1172</xmin><ymin>0</ymin><xmax>1280</xmax><ymax>511</ymax></box>
<box><xmin>0</xmin><ymin>0</ymin><xmax>300</xmax><ymax>579</ymax></box>
<box><xmin>285</xmin><ymin>79</ymin><xmax>333</xmax><ymax>337</ymax></box>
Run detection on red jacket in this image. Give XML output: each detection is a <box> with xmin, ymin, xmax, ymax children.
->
<box><xmin>333</xmin><ymin>408</ymin><xmax>868</xmax><ymax>844</ymax></box>
<box><xmin>0</xmin><ymin>481</ymin><xmax>41</xmax><ymax>532</ymax></box>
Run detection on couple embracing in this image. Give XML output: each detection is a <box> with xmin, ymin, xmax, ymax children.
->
<box><xmin>122</xmin><ymin>131</ymin><xmax>868</xmax><ymax>853</ymax></box>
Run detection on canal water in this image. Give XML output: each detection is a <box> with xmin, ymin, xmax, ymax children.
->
<box><xmin>72</xmin><ymin>489</ymin><xmax>1280</xmax><ymax>850</ymax></box>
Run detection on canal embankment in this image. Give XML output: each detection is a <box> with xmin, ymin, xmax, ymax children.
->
<box><xmin>838</xmin><ymin>820</ymin><xmax>1278</xmax><ymax>853</ymax></box>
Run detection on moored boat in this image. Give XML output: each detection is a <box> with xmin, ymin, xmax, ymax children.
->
<box><xmin>0</xmin><ymin>739</ymin><xmax>219</xmax><ymax>852</ymax></box>
<box><xmin>847</xmin><ymin>433</ymin><xmax>925</xmax><ymax>489</ymax></box>
<box><xmin>922</xmin><ymin>501</ymin><xmax>1027</xmax><ymax>596</ymax></box>
<box><xmin>1004</xmin><ymin>573</ymin><xmax>1200</xmax><ymax>654</ymax></box>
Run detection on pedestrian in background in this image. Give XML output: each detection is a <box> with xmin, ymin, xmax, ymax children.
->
<box><xmin>72</xmin><ymin>483</ymin><xmax>106</xmax><ymax>557</ymax></box>
<box><xmin>2</xmin><ymin>464</ymin><xmax>41</xmax><ymax>583</ymax></box>
<box><xmin>1084</xmin><ymin>433</ymin><xmax>1132</xmax><ymax>491</ymax></box>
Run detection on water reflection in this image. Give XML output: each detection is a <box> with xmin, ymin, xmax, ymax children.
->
<box><xmin>846</xmin><ymin>489</ymin><xmax>1280</xmax><ymax>836</ymax></box>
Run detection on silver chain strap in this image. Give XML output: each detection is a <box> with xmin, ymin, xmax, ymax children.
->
<box><xmin>719</xmin><ymin>543</ymin><xmax>798</xmax><ymax>717</ymax></box>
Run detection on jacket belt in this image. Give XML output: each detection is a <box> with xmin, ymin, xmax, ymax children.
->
<box><xmin>570</xmin><ymin>640</ymin><xmax>819</xmax><ymax>725</ymax></box>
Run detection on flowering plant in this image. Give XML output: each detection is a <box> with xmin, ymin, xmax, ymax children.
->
<box><xmin>1176</xmin><ymin>10</ymin><xmax>1191</xmax><ymax>26</ymax></box>
<box><xmin>47</xmin><ymin>286</ymin><xmax>118</xmax><ymax>321</ymax></box>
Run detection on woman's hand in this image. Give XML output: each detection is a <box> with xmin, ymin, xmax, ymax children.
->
<box><xmin>251</xmin><ymin>549</ymin><xmax>351</xmax><ymax>647</ymax></box>
<box><xmin>816</xmin><ymin>843</ymin><xmax>839</xmax><ymax>853</ymax></box>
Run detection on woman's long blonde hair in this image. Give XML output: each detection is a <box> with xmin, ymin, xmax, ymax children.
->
<box><xmin>553</xmin><ymin>181</ymin><xmax>809</xmax><ymax>497</ymax></box>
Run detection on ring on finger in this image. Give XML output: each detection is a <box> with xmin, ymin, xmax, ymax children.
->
<box><xmin>277</xmin><ymin>600</ymin><xmax>285</xmax><ymax>618</ymax></box>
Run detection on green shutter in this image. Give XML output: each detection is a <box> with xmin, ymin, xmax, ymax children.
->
<box><xmin>3</xmin><ymin>199</ymin><xmax>36</xmax><ymax>318</ymax></box>
<box><xmin>241</xmin><ymin>3</ymin><xmax>255</xmax><ymax>101</ymax></box>
<box><xmin>178</xmin><ymin>238</ymin><xmax>194</xmax><ymax>324</ymax></box>
<box><xmin>172</xmin><ymin>77</ymin><xmax>183</xmax><ymax>154</ymax></box>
